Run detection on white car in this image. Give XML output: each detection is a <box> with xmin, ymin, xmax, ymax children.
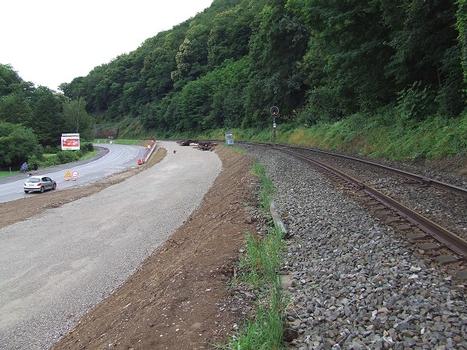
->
<box><xmin>24</xmin><ymin>176</ymin><xmax>57</xmax><ymax>194</ymax></box>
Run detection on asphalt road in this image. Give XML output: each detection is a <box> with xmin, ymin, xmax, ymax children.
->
<box><xmin>0</xmin><ymin>144</ymin><xmax>146</xmax><ymax>204</ymax></box>
<box><xmin>0</xmin><ymin>141</ymin><xmax>222</xmax><ymax>350</ymax></box>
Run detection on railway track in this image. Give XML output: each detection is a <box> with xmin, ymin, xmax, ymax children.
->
<box><xmin>241</xmin><ymin>141</ymin><xmax>467</xmax><ymax>197</ymax></box>
<box><xmin>239</xmin><ymin>141</ymin><xmax>467</xmax><ymax>277</ymax></box>
<box><xmin>292</xmin><ymin>146</ymin><xmax>466</xmax><ymax>196</ymax></box>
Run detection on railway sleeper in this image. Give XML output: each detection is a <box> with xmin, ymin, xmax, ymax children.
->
<box><xmin>406</xmin><ymin>231</ymin><xmax>430</xmax><ymax>241</ymax></box>
<box><xmin>435</xmin><ymin>255</ymin><xmax>463</xmax><ymax>265</ymax></box>
<box><xmin>416</xmin><ymin>242</ymin><xmax>442</xmax><ymax>254</ymax></box>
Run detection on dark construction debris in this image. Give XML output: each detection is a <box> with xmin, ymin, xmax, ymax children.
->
<box><xmin>177</xmin><ymin>140</ymin><xmax>217</xmax><ymax>151</ymax></box>
<box><xmin>177</xmin><ymin>140</ymin><xmax>195</xmax><ymax>146</ymax></box>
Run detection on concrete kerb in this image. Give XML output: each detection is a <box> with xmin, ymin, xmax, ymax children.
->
<box><xmin>270</xmin><ymin>200</ymin><xmax>293</xmax><ymax>291</ymax></box>
<box><xmin>270</xmin><ymin>200</ymin><xmax>287</xmax><ymax>236</ymax></box>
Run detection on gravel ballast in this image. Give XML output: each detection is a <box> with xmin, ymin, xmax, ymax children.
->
<box><xmin>291</xmin><ymin>148</ymin><xmax>467</xmax><ymax>241</ymax></box>
<box><xmin>244</xmin><ymin>145</ymin><xmax>466</xmax><ymax>350</ymax></box>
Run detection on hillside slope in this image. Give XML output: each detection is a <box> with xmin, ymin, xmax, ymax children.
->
<box><xmin>61</xmin><ymin>0</ymin><xmax>466</xmax><ymax>156</ymax></box>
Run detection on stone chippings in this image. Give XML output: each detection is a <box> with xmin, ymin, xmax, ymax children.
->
<box><xmin>243</xmin><ymin>145</ymin><xmax>467</xmax><ymax>350</ymax></box>
<box><xmin>296</xmin><ymin>149</ymin><xmax>467</xmax><ymax>241</ymax></box>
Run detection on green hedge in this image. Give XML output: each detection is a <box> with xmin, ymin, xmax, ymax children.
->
<box><xmin>28</xmin><ymin>143</ymin><xmax>95</xmax><ymax>169</ymax></box>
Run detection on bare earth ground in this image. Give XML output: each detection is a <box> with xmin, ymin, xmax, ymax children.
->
<box><xmin>0</xmin><ymin>148</ymin><xmax>167</xmax><ymax>230</ymax></box>
<box><xmin>51</xmin><ymin>146</ymin><xmax>257</xmax><ymax>350</ymax></box>
<box><xmin>417</xmin><ymin>155</ymin><xmax>467</xmax><ymax>177</ymax></box>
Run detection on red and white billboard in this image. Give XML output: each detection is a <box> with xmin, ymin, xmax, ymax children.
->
<box><xmin>61</xmin><ymin>133</ymin><xmax>80</xmax><ymax>150</ymax></box>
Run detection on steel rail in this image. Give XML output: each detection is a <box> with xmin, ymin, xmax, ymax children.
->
<box><xmin>288</xmin><ymin>145</ymin><xmax>467</xmax><ymax>196</ymax></box>
<box><xmin>278</xmin><ymin>147</ymin><xmax>467</xmax><ymax>259</ymax></box>
<box><xmin>240</xmin><ymin>141</ymin><xmax>467</xmax><ymax>196</ymax></box>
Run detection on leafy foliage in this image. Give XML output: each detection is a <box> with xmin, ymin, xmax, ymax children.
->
<box><xmin>55</xmin><ymin>0</ymin><xmax>467</xmax><ymax>135</ymax></box>
<box><xmin>0</xmin><ymin>64</ymin><xmax>95</xmax><ymax>167</ymax></box>
<box><xmin>62</xmin><ymin>97</ymin><xmax>94</xmax><ymax>140</ymax></box>
<box><xmin>0</xmin><ymin>122</ymin><xmax>42</xmax><ymax>167</ymax></box>
<box><xmin>457</xmin><ymin>0</ymin><xmax>467</xmax><ymax>86</ymax></box>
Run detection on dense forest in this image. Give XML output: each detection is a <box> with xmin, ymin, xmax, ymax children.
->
<box><xmin>2</xmin><ymin>0</ymin><xmax>466</xmax><ymax>166</ymax></box>
<box><xmin>0</xmin><ymin>65</ymin><xmax>93</xmax><ymax>168</ymax></box>
<box><xmin>60</xmin><ymin>0</ymin><xmax>466</xmax><ymax>135</ymax></box>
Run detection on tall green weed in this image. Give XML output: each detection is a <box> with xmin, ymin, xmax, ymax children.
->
<box><xmin>190</xmin><ymin>110</ymin><xmax>467</xmax><ymax>161</ymax></box>
<box><xmin>226</xmin><ymin>162</ymin><xmax>284</xmax><ymax>350</ymax></box>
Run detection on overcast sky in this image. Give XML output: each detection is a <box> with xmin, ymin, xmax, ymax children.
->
<box><xmin>0</xmin><ymin>0</ymin><xmax>213</xmax><ymax>90</ymax></box>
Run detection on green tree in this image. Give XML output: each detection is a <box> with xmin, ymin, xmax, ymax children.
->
<box><xmin>245</xmin><ymin>1</ymin><xmax>308</xmax><ymax>126</ymax></box>
<box><xmin>0</xmin><ymin>64</ymin><xmax>27</xmax><ymax>96</ymax></box>
<box><xmin>0</xmin><ymin>122</ymin><xmax>42</xmax><ymax>168</ymax></box>
<box><xmin>457</xmin><ymin>0</ymin><xmax>467</xmax><ymax>87</ymax></box>
<box><xmin>57</xmin><ymin>0</ymin><xmax>466</xmax><ymax>133</ymax></box>
<box><xmin>207</xmin><ymin>6</ymin><xmax>252</xmax><ymax>67</ymax></box>
<box><xmin>172</xmin><ymin>24</ymin><xmax>210</xmax><ymax>85</ymax></box>
<box><xmin>31</xmin><ymin>87</ymin><xmax>64</xmax><ymax>145</ymax></box>
<box><xmin>62</xmin><ymin>97</ymin><xmax>94</xmax><ymax>140</ymax></box>
<box><xmin>0</xmin><ymin>93</ymin><xmax>32</xmax><ymax>124</ymax></box>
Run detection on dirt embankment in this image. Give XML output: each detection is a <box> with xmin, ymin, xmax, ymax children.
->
<box><xmin>0</xmin><ymin>148</ymin><xmax>167</xmax><ymax>230</ymax></box>
<box><xmin>52</xmin><ymin>146</ymin><xmax>257</xmax><ymax>350</ymax></box>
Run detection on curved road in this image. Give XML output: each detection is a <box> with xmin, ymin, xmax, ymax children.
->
<box><xmin>0</xmin><ymin>144</ymin><xmax>146</xmax><ymax>203</ymax></box>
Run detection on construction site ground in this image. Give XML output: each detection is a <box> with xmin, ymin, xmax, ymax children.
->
<box><xmin>47</xmin><ymin>146</ymin><xmax>257</xmax><ymax>349</ymax></box>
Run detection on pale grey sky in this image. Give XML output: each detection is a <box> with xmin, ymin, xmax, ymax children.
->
<box><xmin>0</xmin><ymin>0</ymin><xmax>213</xmax><ymax>90</ymax></box>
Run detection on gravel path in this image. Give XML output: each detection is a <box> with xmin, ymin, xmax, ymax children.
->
<box><xmin>0</xmin><ymin>142</ymin><xmax>221</xmax><ymax>350</ymax></box>
<box><xmin>243</xmin><ymin>145</ymin><xmax>466</xmax><ymax>350</ymax></box>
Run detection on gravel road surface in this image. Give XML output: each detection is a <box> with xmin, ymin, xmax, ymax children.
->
<box><xmin>244</xmin><ymin>145</ymin><xmax>467</xmax><ymax>350</ymax></box>
<box><xmin>0</xmin><ymin>141</ymin><xmax>221</xmax><ymax>350</ymax></box>
<box><xmin>0</xmin><ymin>143</ymin><xmax>146</xmax><ymax>204</ymax></box>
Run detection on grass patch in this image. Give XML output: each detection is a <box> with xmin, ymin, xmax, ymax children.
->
<box><xmin>94</xmin><ymin>138</ymin><xmax>143</xmax><ymax>145</ymax></box>
<box><xmin>28</xmin><ymin>143</ymin><xmax>97</xmax><ymax>169</ymax></box>
<box><xmin>251</xmin><ymin>163</ymin><xmax>274</xmax><ymax>212</ymax></box>
<box><xmin>226</xmin><ymin>162</ymin><xmax>285</xmax><ymax>350</ymax></box>
<box><xmin>239</xmin><ymin>228</ymin><xmax>283</xmax><ymax>288</ymax></box>
<box><xmin>0</xmin><ymin>170</ymin><xmax>19</xmax><ymax>178</ymax></box>
<box><xmin>42</xmin><ymin>153</ymin><xmax>56</xmax><ymax>159</ymax></box>
<box><xmin>79</xmin><ymin>150</ymin><xmax>98</xmax><ymax>161</ymax></box>
<box><xmin>158</xmin><ymin>109</ymin><xmax>466</xmax><ymax>162</ymax></box>
<box><xmin>228</xmin><ymin>285</ymin><xmax>283</xmax><ymax>350</ymax></box>
<box><xmin>269</xmin><ymin>111</ymin><xmax>467</xmax><ymax>161</ymax></box>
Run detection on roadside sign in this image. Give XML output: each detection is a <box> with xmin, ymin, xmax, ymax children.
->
<box><xmin>64</xmin><ymin>169</ymin><xmax>72</xmax><ymax>181</ymax></box>
<box><xmin>61</xmin><ymin>133</ymin><xmax>80</xmax><ymax>151</ymax></box>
